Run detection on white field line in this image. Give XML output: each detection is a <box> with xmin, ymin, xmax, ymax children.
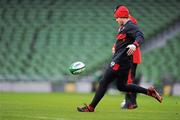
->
<box><xmin>3</xmin><ymin>114</ymin><xmax>67</xmax><ymax>120</ymax></box>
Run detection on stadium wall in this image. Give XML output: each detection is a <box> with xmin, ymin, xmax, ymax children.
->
<box><xmin>0</xmin><ymin>81</ymin><xmax>92</xmax><ymax>93</ymax></box>
<box><xmin>0</xmin><ymin>81</ymin><xmax>52</xmax><ymax>92</ymax></box>
<box><xmin>1</xmin><ymin>81</ymin><xmax>180</xmax><ymax>96</ymax></box>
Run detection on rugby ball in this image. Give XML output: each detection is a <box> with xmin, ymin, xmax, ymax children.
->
<box><xmin>69</xmin><ymin>61</ymin><xmax>86</xmax><ymax>75</ymax></box>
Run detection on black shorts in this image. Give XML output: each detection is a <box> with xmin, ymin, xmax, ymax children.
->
<box><xmin>103</xmin><ymin>57</ymin><xmax>131</xmax><ymax>85</ymax></box>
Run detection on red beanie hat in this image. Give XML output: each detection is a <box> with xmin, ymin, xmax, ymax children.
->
<box><xmin>114</xmin><ymin>6</ymin><xmax>129</xmax><ymax>18</ymax></box>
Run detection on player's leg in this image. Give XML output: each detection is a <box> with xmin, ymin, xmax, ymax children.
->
<box><xmin>129</xmin><ymin>64</ymin><xmax>162</xmax><ymax>104</ymax></box>
<box><xmin>122</xmin><ymin>69</ymin><xmax>134</xmax><ymax>109</ymax></box>
<box><xmin>122</xmin><ymin>63</ymin><xmax>138</xmax><ymax>109</ymax></box>
<box><xmin>131</xmin><ymin>63</ymin><xmax>138</xmax><ymax>106</ymax></box>
<box><xmin>116</xmin><ymin>65</ymin><xmax>162</xmax><ymax>103</ymax></box>
<box><xmin>130</xmin><ymin>63</ymin><xmax>138</xmax><ymax>105</ymax></box>
<box><xmin>77</xmin><ymin>65</ymin><xmax>116</xmax><ymax>112</ymax></box>
<box><xmin>116</xmin><ymin>67</ymin><xmax>146</xmax><ymax>94</ymax></box>
<box><xmin>89</xmin><ymin>67</ymin><xmax>115</xmax><ymax>108</ymax></box>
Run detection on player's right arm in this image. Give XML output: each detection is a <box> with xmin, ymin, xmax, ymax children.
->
<box><xmin>126</xmin><ymin>24</ymin><xmax>144</xmax><ymax>56</ymax></box>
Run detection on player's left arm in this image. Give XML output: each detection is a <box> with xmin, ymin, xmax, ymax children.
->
<box><xmin>127</xmin><ymin>26</ymin><xmax>144</xmax><ymax>56</ymax></box>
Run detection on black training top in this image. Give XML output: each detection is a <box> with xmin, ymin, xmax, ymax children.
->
<box><xmin>112</xmin><ymin>20</ymin><xmax>144</xmax><ymax>63</ymax></box>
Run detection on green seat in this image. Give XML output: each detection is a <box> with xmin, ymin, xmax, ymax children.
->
<box><xmin>0</xmin><ymin>0</ymin><xmax>180</xmax><ymax>81</ymax></box>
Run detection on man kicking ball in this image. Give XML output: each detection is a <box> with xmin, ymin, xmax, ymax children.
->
<box><xmin>77</xmin><ymin>5</ymin><xmax>162</xmax><ymax>112</ymax></box>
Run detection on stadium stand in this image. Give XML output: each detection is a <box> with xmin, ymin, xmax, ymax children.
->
<box><xmin>0</xmin><ymin>0</ymin><xmax>180</xmax><ymax>81</ymax></box>
<box><xmin>138</xmin><ymin>33</ymin><xmax>180</xmax><ymax>83</ymax></box>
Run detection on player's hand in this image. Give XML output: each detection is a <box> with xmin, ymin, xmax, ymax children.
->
<box><xmin>126</xmin><ymin>44</ymin><xmax>136</xmax><ymax>56</ymax></box>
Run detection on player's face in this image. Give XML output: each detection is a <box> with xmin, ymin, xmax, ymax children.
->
<box><xmin>116</xmin><ymin>18</ymin><xmax>123</xmax><ymax>25</ymax></box>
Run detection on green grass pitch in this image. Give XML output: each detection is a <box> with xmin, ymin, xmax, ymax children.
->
<box><xmin>0</xmin><ymin>92</ymin><xmax>180</xmax><ymax>120</ymax></box>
